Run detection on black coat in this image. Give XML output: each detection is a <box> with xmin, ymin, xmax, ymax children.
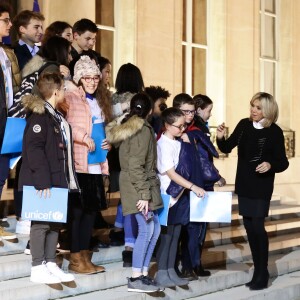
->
<box><xmin>19</xmin><ymin>96</ymin><xmax>77</xmax><ymax>191</ymax></box>
<box><xmin>217</xmin><ymin>118</ymin><xmax>289</xmax><ymax>200</ymax></box>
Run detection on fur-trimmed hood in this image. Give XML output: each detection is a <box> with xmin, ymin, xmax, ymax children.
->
<box><xmin>22</xmin><ymin>55</ymin><xmax>45</xmax><ymax>78</ymax></box>
<box><xmin>22</xmin><ymin>94</ymin><xmax>46</xmax><ymax>114</ymax></box>
<box><xmin>106</xmin><ymin>115</ymin><xmax>145</xmax><ymax>144</ymax></box>
<box><xmin>112</xmin><ymin>91</ymin><xmax>135</xmax><ymax>105</ymax></box>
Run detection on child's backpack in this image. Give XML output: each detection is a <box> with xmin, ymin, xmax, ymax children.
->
<box><xmin>9</xmin><ymin>61</ymin><xmax>58</xmax><ymax>118</ymax></box>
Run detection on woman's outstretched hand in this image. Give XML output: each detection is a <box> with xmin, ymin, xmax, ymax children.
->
<box><xmin>217</xmin><ymin>122</ymin><xmax>226</xmax><ymax>139</ymax></box>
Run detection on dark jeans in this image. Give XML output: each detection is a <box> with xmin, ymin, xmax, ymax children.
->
<box><xmin>181</xmin><ymin>222</ymin><xmax>206</xmax><ymax>270</ymax></box>
<box><xmin>0</xmin><ymin>154</ymin><xmax>10</xmax><ymax>218</ymax></box>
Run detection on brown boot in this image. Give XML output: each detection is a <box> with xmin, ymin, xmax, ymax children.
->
<box><xmin>68</xmin><ymin>252</ymin><xmax>97</xmax><ymax>274</ymax></box>
<box><xmin>81</xmin><ymin>250</ymin><xmax>105</xmax><ymax>273</ymax></box>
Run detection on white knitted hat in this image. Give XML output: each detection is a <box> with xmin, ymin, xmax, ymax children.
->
<box><xmin>73</xmin><ymin>55</ymin><xmax>101</xmax><ymax>84</ymax></box>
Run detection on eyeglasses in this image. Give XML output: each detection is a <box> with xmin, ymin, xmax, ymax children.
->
<box><xmin>170</xmin><ymin>123</ymin><xmax>187</xmax><ymax>131</ymax></box>
<box><xmin>181</xmin><ymin>109</ymin><xmax>196</xmax><ymax>115</ymax></box>
<box><xmin>0</xmin><ymin>18</ymin><xmax>11</xmax><ymax>25</ymax></box>
<box><xmin>82</xmin><ymin>76</ymin><xmax>100</xmax><ymax>83</ymax></box>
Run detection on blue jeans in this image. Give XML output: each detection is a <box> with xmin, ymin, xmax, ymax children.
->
<box><xmin>115</xmin><ymin>203</ymin><xmax>138</xmax><ymax>248</ymax></box>
<box><xmin>132</xmin><ymin>212</ymin><xmax>161</xmax><ymax>273</ymax></box>
<box><xmin>114</xmin><ymin>203</ymin><xmax>124</xmax><ymax>228</ymax></box>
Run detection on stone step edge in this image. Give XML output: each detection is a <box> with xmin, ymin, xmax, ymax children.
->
<box><xmin>208</xmin><ymin>217</ymin><xmax>300</xmax><ymax>239</ymax></box>
<box><xmin>1</xmin><ymin>250</ymin><xmax>299</xmax><ymax>300</ymax></box>
<box><xmin>1</xmin><ymin>230</ymin><xmax>300</xmax><ymax>272</ymax></box>
<box><xmin>203</xmin><ymin>233</ymin><xmax>300</xmax><ymax>267</ymax></box>
<box><xmin>194</xmin><ymin>270</ymin><xmax>300</xmax><ymax>300</ymax></box>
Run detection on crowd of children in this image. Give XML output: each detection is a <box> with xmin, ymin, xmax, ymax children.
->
<box><xmin>0</xmin><ymin>3</ymin><xmax>289</xmax><ymax>294</ymax></box>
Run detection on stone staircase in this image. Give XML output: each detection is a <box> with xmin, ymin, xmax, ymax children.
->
<box><xmin>1</xmin><ymin>187</ymin><xmax>300</xmax><ymax>299</ymax></box>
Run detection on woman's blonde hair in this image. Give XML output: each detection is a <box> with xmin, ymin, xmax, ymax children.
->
<box><xmin>250</xmin><ymin>92</ymin><xmax>278</xmax><ymax>127</ymax></box>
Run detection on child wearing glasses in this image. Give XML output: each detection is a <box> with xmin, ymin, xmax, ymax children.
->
<box><xmin>156</xmin><ymin>107</ymin><xmax>205</xmax><ymax>288</ymax></box>
<box><xmin>64</xmin><ymin>55</ymin><xmax>113</xmax><ymax>274</ymax></box>
<box><xmin>172</xmin><ymin>93</ymin><xmax>215</xmax><ymax>280</ymax></box>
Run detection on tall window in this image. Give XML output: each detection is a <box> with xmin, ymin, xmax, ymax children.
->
<box><xmin>260</xmin><ymin>0</ymin><xmax>278</xmax><ymax>97</ymax></box>
<box><xmin>182</xmin><ymin>0</ymin><xmax>207</xmax><ymax>95</ymax></box>
<box><xmin>95</xmin><ymin>0</ymin><xmax>115</xmax><ymax>81</ymax></box>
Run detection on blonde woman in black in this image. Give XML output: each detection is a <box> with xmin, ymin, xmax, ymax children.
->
<box><xmin>216</xmin><ymin>92</ymin><xmax>289</xmax><ymax>290</ymax></box>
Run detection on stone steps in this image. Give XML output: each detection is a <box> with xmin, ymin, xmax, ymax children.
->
<box><xmin>207</xmin><ymin>217</ymin><xmax>300</xmax><ymax>245</ymax></box>
<box><xmin>204</xmin><ymin>232</ymin><xmax>300</xmax><ymax>267</ymax></box>
<box><xmin>2</xmin><ymin>250</ymin><xmax>298</xmax><ymax>300</ymax></box>
<box><xmin>2</xmin><ymin>189</ymin><xmax>300</xmax><ymax>299</ymax></box>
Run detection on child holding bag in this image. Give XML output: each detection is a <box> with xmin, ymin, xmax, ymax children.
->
<box><xmin>156</xmin><ymin>107</ymin><xmax>205</xmax><ymax>288</ymax></box>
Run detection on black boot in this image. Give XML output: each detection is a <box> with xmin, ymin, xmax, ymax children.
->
<box><xmin>109</xmin><ymin>229</ymin><xmax>125</xmax><ymax>246</ymax></box>
<box><xmin>122</xmin><ymin>250</ymin><xmax>133</xmax><ymax>267</ymax></box>
<box><xmin>194</xmin><ymin>264</ymin><xmax>211</xmax><ymax>277</ymax></box>
<box><xmin>249</xmin><ymin>231</ymin><xmax>269</xmax><ymax>290</ymax></box>
<box><xmin>245</xmin><ymin>268</ymin><xmax>258</xmax><ymax>287</ymax></box>
<box><xmin>180</xmin><ymin>268</ymin><xmax>198</xmax><ymax>281</ymax></box>
<box><xmin>249</xmin><ymin>269</ymin><xmax>269</xmax><ymax>290</ymax></box>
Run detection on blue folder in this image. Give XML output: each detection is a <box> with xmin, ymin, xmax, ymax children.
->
<box><xmin>88</xmin><ymin>122</ymin><xmax>108</xmax><ymax>164</ymax></box>
<box><xmin>21</xmin><ymin>186</ymin><xmax>68</xmax><ymax>223</ymax></box>
<box><xmin>1</xmin><ymin>117</ymin><xmax>26</xmax><ymax>154</ymax></box>
<box><xmin>157</xmin><ymin>194</ymin><xmax>171</xmax><ymax>226</ymax></box>
<box><xmin>9</xmin><ymin>154</ymin><xmax>21</xmax><ymax>169</ymax></box>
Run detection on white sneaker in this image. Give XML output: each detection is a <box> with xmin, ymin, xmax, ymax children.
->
<box><xmin>15</xmin><ymin>220</ymin><xmax>31</xmax><ymax>235</ymax></box>
<box><xmin>30</xmin><ymin>263</ymin><xmax>61</xmax><ymax>284</ymax></box>
<box><xmin>46</xmin><ymin>262</ymin><xmax>74</xmax><ymax>282</ymax></box>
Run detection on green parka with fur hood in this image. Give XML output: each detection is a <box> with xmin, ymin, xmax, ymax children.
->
<box><xmin>106</xmin><ymin>115</ymin><xmax>163</xmax><ymax>216</ymax></box>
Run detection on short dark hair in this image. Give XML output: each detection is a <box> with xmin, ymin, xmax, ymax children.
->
<box><xmin>122</xmin><ymin>93</ymin><xmax>153</xmax><ymax>124</ymax></box>
<box><xmin>115</xmin><ymin>63</ymin><xmax>144</xmax><ymax>94</ymax></box>
<box><xmin>145</xmin><ymin>86</ymin><xmax>171</xmax><ymax>103</ymax></box>
<box><xmin>72</xmin><ymin>18</ymin><xmax>98</xmax><ymax>35</ymax></box>
<box><xmin>161</xmin><ymin>107</ymin><xmax>184</xmax><ymax>126</ymax></box>
<box><xmin>40</xmin><ymin>36</ymin><xmax>70</xmax><ymax>66</ymax></box>
<box><xmin>172</xmin><ymin>93</ymin><xmax>194</xmax><ymax>108</ymax></box>
<box><xmin>0</xmin><ymin>3</ymin><xmax>11</xmax><ymax>16</ymax></box>
<box><xmin>37</xmin><ymin>72</ymin><xmax>63</xmax><ymax>100</ymax></box>
<box><xmin>193</xmin><ymin>94</ymin><xmax>213</xmax><ymax>110</ymax></box>
<box><xmin>13</xmin><ymin>10</ymin><xmax>45</xmax><ymax>37</ymax></box>
<box><xmin>42</xmin><ymin>21</ymin><xmax>72</xmax><ymax>45</ymax></box>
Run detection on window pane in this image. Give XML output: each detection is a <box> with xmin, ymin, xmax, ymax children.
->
<box><xmin>193</xmin><ymin>0</ymin><xmax>207</xmax><ymax>45</ymax></box>
<box><xmin>263</xmin><ymin>15</ymin><xmax>275</xmax><ymax>58</ymax></box>
<box><xmin>95</xmin><ymin>30</ymin><xmax>114</xmax><ymax>81</ymax></box>
<box><xmin>192</xmin><ymin>47</ymin><xmax>206</xmax><ymax>95</ymax></box>
<box><xmin>95</xmin><ymin>0</ymin><xmax>114</xmax><ymax>27</ymax></box>
<box><xmin>183</xmin><ymin>0</ymin><xmax>187</xmax><ymax>41</ymax></box>
<box><xmin>182</xmin><ymin>45</ymin><xmax>186</xmax><ymax>92</ymax></box>
<box><xmin>264</xmin><ymin>61</ymin><xmax>275</xmax><ymax>96</ymax></box>
<box><xmin>265</xmin><ymin>0</ymin><xmax>275</xmax><ymax>13</ymax></box>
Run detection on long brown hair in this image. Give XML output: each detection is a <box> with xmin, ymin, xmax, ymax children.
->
<box><xmin>95</xmin><ymin>80</ymin><xmax>113</xmax><ymax>123</ymax></box>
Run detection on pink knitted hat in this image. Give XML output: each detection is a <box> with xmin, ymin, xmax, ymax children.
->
<box><xmin>73</xmin><ymin>55</ymin><xmax>101</xmax><ymax>84</ymax></box>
